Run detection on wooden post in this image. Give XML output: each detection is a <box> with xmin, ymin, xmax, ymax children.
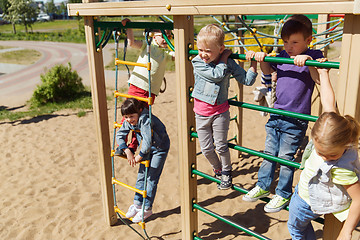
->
<box><xmin>336</xmin><ymin>14</ymin><xmax>360</xmax><ymax>120</ymax></box>
<box><xmin>323</xmin><ymin>214</ymin><xmax>344</xmax><ymax>240</ymax></box>
<box><xmin>233</xmin><ymin>15</ymin><xmax>244</xmax><ymax>158</ymax></box>
<box><xmin>316</xmin><ymin>14</ymin><xmax>329</xmax><ymax>56</ymax></box>
<box><xmin>173</xmin><ymin>15</ymin><xmax>198</xmax><ymax>239</ymax></box>
<box><xmin>311</xmin><ymin>14</ymin><xmax>329</xmax><ymax>118</ymax></box>
<box><xmin>83</xmin><ymin>2</ymin><xmax>117</xmax><ymax>225</ymax></box>
<box><xmin>324</xmin><ymin>14</ymin><xmax>360</xmax><ymax>239</ymax></box>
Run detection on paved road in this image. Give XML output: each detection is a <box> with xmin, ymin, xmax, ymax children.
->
<box><xmin>0</xmin><ymin>41</ymin><xmax>122</xmax><ymax>108</ymax></box>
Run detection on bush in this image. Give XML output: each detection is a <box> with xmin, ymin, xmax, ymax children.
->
<box><xmin>31</xmin><ymin>62</ymin><xmax>85</xmax><ymax>106</ymax></box>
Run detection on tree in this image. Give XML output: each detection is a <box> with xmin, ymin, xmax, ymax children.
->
<box><xmin>0</xmin><ymin>0</ymin><xmax>10</xmax><ymax>14</ymax></box>
<box><xmin>57</xmin><ymin>2</ymin><xmax>67</xmax><ymax>19</ymax></box>
<box><xmin>5</xmin><ymin>0</ymin><xmax>38</xmax><ymax>34</ymax></box>
<box><xmin>44</xmin><ymin>0</ymin><xmax>56</xmax><ymax>16</ymax></box>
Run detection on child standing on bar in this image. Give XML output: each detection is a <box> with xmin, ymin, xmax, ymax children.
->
<box><xmin>192</xmin><ymin>24</ymin><xmax>258</xmax><ymax>190</ymax></box>
<box><xmin>115</xmin><ymin>18</ymin><xmax>174</xmax><ymax>155</ymax></box>
<box><xmin>116</xmin><ymin>98</ymin><xmax>170</xmax><ymax>223</ymax></box>
<box><xmin>243</xmin><ymin>14</ymin><xmax>325</xmax><ymax>212</ymax></box>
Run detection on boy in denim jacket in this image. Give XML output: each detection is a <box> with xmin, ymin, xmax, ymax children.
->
<box><xmin>242</xmin><ymin>15</ymin><xmax>324</xmax><ymax>213</ymax></box>
<box><xmin>192</xmin><ymin>24</ymin><xmax>257</xmax><ymax>189</ymax></box>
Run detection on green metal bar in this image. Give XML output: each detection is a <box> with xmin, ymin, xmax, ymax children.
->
<box><xmin>188</xmin><ymin>50</ymin><xmax>339</xmax><ymax>69</ymax></box>
<box><xmin>191</xmin><ymin>132</ymin><xmax>301</xmax><ymax>169</ymax></box>
<box><xmin>193</xmin><ymin>237</ymin><xmax>202</xmax><ymax>240</ymax></box>
<box><xmin>193</xmin><ymin>203</ymin><xmax>271</xmax><ymax>240</ymax></box>
<box><xmin>191</xmin><ymin>169</ymin><xmax>325</xmax><ymax>224</ymax></box>
<box><xmin>94</xmin><ymin>20</ymin><xmax>174</xmax><ymax>31</ymax></box>
<box><xmin>229</xmin><ymin>143</ymin><xmax>301</xmax><ymax>169</ymax></box>
<box><xmin>96</xmin><ymin>30</ymin><xmax>107</xmax><ymax>48</ymax></box>
<box><xmin>230</xmin><ymin>114</ymin><xmax>237</xmax><ymax>121</ymax></box>
<box><xmin>101</xmin><ymin>30</ymin><xmax>113</xmax><ymax>49</ymax></box>
<box><xmin>193</xmin><ymin>168</ymin><xmax>260</xmax><ymax>196</ymax></box>
<box><xmin>242</xmin><ymin>14</ymin><xmax>318</xmax><ymax>20</ymax></box>
<box><xmin>228</xmin><ymin>100</ymin><xmax>318</xmax><ymax>122</ymax></box>
<box><xmin>228</xmin><ymin>136</ymin><xmax>237</xmax><ymax>142</ymax></box>
<box><xmin>228</xmin><ymin>95</ymin><xmax>238</xmax><ymax>101</ymax></box>
<box><xmin>161</xmin><ymin>29</ymin><xmax>175</xmax><ymax>51</ymax></box>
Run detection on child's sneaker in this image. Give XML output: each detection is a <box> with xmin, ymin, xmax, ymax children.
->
<box><xmin>114</xmin><ymin>146</ymin><xmax>124</xmax><ymax>157</ymax></box>
<box><xmin>264</xmin><ymin>194</ymin><xmax>289</xmax><ymax>213</ymax></box>
<box><xmin>242</xmin><ymin>185</ymin><xmax>270</xmax><ymax>202</ymax></box>
<box><xmin>125</xmin><ymin>204</ymin><xmax>141</xmax><ymax>218</ymax></box>
<box><xmin>219</xmin><ymin>174</ymin><xmax>232</xmax><ymax>190</ymax></box>
<box><xmin>132</xmin><ymin>209</ymin><xmax>153</xmax><ymax>223</ymax></box>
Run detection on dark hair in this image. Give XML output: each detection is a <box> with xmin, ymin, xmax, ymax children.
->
<box><xmin>121</xmin><ymin>98</ymin><xmax>143</xmax><ymax>116</ymax></box>
<box><xmin>281</xmin><ymin>14</ymin><xmax>313</xmax><ymax>40</ymax></box>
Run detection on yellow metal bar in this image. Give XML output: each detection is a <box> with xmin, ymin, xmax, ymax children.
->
<box><xmin>112</xmin><ymin>177</ymin><xmax>147</xmax><ymax>198</ymax></box>
<box><xmin>114</xmin><ymin>122</ymin><xmax>122</xmax><ymax>128</ymax></box>
<box><xmin>111</xmin><ymin>150</ymin><xmax>127</xmax><ymax>159</ymax></box>
<box><xmin>114</xmin><ymin>206</ymin><xmax>145</xmax><ymax>229</ymax></box>
<box><xmin>115</xmin><ymin>58</ymin><xmax>151</xmax><ymax>70</ymax></box>
<box><xmin>114</xmin><ymin>91</ymin><xmax>153</xmax><ymax>105</ymax></box>
<box><xmin>141</xmin><ymin>160</ymin><xmax>150</xmax><ymax>167</ymax></box>
<box><xmin>112</xmin><ymin>149</ymin><xmax>149</xmax><ymax>166</ymax></box>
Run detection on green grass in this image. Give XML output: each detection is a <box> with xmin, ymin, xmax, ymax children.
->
<box><xmin>0</xmin><ymin>20</ymin><xmax>85</xmax><ymax>43</ymax></box>
<box><xmin>0</xmin><ymin>45</ymin><xmax>12</xmax><ymax>49</ymax></box>
<box><xmin>0</xmin><ymin>20</ymin><xmax>79</xmax><ymax>33</ymax></box>
<box><xmin>0</xmin><ymin>49</ymin><xmax>42</xmax><ymax>64</ymax></box>
<box><xmin>0</xmin><ymin>91</ymin><xmax>93</xmax><ymax>121</ymax></box>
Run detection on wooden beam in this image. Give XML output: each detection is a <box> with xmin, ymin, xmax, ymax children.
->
<box><xmin>336</xmin><ymin>14</ymin><xmax>360</xmax><ymax>120</ymax></box>
<box><xmin>232</xmin><ymin>16</ymin><xmax>244</xmax><ymax>158</ymax></box>
<box><xmin>310</xmin><ymin>14</ymin><xmax>329</xmax><ymax>118</ymax></box>
<box><xmin>68</xmin><ymin>0</ymin><xmax>355</xmax><ymax>16</ymax></box>
<box><xmin>173</xmin><ymin>15</ymin><xmax>198</xmax><ymax>240</ymax></box>
<box><xmin>83</xmin><ymin>15</ymin><xmax>117</xmax><ymax>226</ymax></box>
<box><xmin>323</xmin><ymin>214</ymin><xmax>344</xmax><ymax>240</ymax></box>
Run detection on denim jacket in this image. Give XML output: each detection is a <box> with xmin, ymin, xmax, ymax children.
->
<box><xmin>302</xmin><ymin>141</ymin><xmax>360</xmax><ymax>214</ymax></box>
<box><xmin>191</xmin><ymin>55</ymin><xmax>257</xmax><ymax>105</ymax></box>
<box><xmin>116</xmin><ymin>108</ymin><xmax>170</xmax><ymax>158</ymax></box>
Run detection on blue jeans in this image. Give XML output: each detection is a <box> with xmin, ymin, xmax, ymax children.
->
<box><xmin>288</xmin><ymin>185</ymin><xmax>321</xmax><ymax>239</ymax></box>
<box><xmin>257</xmin><ymin>114</ymin><xmax>308</xmax><ymax>199</ymax></box>
<box><xmin>134</xmin><ymin>146</ymin><xmax>169</xmax><ymax>209</ymax></box>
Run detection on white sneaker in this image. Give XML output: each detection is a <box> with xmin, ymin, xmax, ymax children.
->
<box><xmin>132</xmin><ymin>209</ymin><xmax>153</xmax><ymax>223</ymax></box>
<box><xmin>242</xmin><ymin>185</ymin><xmax>270</xmax><ymax>202</ymax></box>
<box><xmin>125</xmin><ymin>204</ymin><xmax>141</xmax><ymax>218</ymax></box>
<box><xmin>264</xmin><ymin>194</ymin><xmax>290</xmax><ymax>213</ymax></box>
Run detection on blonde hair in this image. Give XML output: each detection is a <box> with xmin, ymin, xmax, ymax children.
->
<box><xmin>196</xmin><ymin>24</ymin><xmax>225</xmax><ymax>47</ymax></box>
<box><xmin>311</xmin><ymin>112</ymin><xmax>360</xmax><ymax>149</ymax></box>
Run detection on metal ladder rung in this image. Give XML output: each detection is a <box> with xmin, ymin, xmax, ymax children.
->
<box><xmin>111</xmin><ymin>150</ymin><xmax>150</xmax><ymax>167</ymax></box>
<box><xmin>115</xmin><ymin>58</ymin><xmax>151</xmax><ymax>70</ymax></box>
<box><xmin>114</xmin><ymin>91</ymin><xmax>153</xmax><ymax>105</ymax></box>
<box><xmin>112</xmin><ymin>177</ymin><xmax>147</xmax><ymax>198</ymax></box>
<box><xmin>114</xmin><ymin>206</ymin><xmax>145</xmax><ymax>229</ymax></box>
<box><xmin>113</xmin><ymin>122</ymin><xmax>140</xmax><ymax>133</ymax></box>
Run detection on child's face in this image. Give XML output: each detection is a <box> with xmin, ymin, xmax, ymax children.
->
<box><xmin>124</xmin><ymin>113</ymin><xmax>140</xmax><ymax>126</ymax></box>
<box><xmin>197</xmin><ymin>41</ymin><xmax>224</xmax><ymax>64</ymax></box>
<box><xmin>313</xmin><ymin>139</ymin><xmax>346</xmax><ymax>161</ymax></box>
<box><xmin>283</xmin><ymin>32</ymin><xmax>312</xmax><ymax>57</ymax></box>
<box><xmin>153</xmin><ymin>32</ymin><xmax>169</xmax><ymax>49</ymax></box>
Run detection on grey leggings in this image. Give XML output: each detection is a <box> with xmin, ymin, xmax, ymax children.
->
<box><xmin>195</xmin><ymin>110</ymin><xmax>231</xmax><ymax>172</ymax></box>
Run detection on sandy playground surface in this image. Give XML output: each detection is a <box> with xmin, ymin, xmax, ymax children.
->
<box><xmin>1</xmin><ymin>43</ymin><xmax>360</xmax><ymax>240</ymax></box>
